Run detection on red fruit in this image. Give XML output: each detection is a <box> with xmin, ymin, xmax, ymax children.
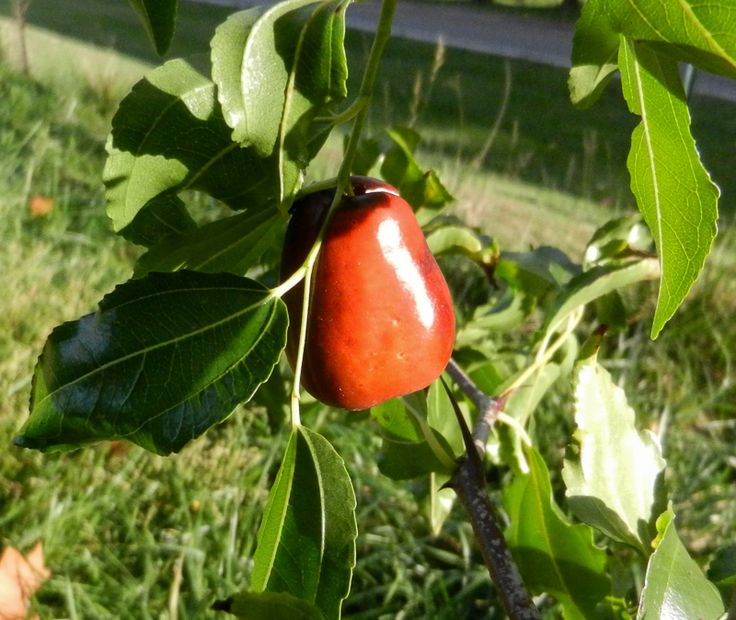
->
<box><xmin>280</xmin><ymin>176</ymin><xmax>455</xmax><ymax>410</ymax></box>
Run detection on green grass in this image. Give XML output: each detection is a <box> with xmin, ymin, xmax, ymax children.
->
<box><xmin>1</xmin><ymin>3</ymin><xmax>735</xmax><ymax>618</ymax></box>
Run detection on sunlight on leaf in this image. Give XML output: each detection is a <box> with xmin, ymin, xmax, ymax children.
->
<box><xmin>637</xmin><ymin>507</ymin><xmax>724</xmax><ymax>619</ymax></box>
<box><xmin>17</xmin><ymin>271</ymin><xmax>287</xmax><ymax>455</ymax></box>
<box><xmin>251</xmin><ymin>427</ymin><xmax>356</xmax><ymax>620</ymax></box>
<box><xmin>563</xmin><ymin>354</ymin><xmax>666</xmax><ymax>553</ymax></box>
<box><xmin>619</xmin><ymin>39</ymin><xmax>719</xmax><ymax>338</ymax></box>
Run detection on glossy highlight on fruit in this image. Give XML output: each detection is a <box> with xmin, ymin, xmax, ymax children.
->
<box><xmin>280</xmin><ymin>176</ymin><xmax>455</xmax><ymax>410</ymax></box>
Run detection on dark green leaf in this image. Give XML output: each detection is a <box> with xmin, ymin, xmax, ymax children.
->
<box><xmin>104</xmin><ymin>58</ymin><xmax>280</xmax><ymax>235</ymax></box>
<box><xmin>708</xmin><ymin>544</ymin><xmax>736</xmax><ymax>588</ymax></box>
<box><xmin>372</xmin><ymin>393</ymin><xmax>457</xmax><ymax>479</ymax></box>
<box><xmin>619</xmin><ymin>40</ymin><xmax>719</xmax><ymax>338</ymax></box>
<box><xmin>504</xmin><ymin>445</ymin><xmax>611</xmax><ymax>618</ymax></box>
<box><xmin>563</xmin><ymin>354</ymin><xmax>666</xmax><ymax>553</ymax></box>
<box><xmin>638</xmin><ymin>507</ymin><xmax>724</xmax><ymax>619</ymax></box>
<box><xmin>377</xmin><ymin>439</ymin><xmax>455</xmax><ymax>480</ymax></box>
<box><xmin>251</xmin><ymin>427</ymin><xmax>356</xmax><ymax>620</ymax></box>
<box><xmin>127</xmin><ymin>0</ymin><xmax>178</xmax><ymax>55</ymax></box>
<box><xmin>215</xmin><ymin>590</ymin><xmax>325</xmax><ymax>619</ymax></box>
<box><xmin>134</xmin><ymin>209</ymin><xmax>284</xmax><ymax>277</ymax></box>
<box><xmin>211</xmin><ymin>0</ymin><xmax>349</xmax><ymax>204</ymax></box>
<box><xmin>118</xmin><ymin>195</ymin><xmax>197</xmax><ymax>248</ymax></box>
<box><xmin>16</xmin><ymin>271</ymin><xmax>287</xmax><ymax>455</ymax></box>
<box><xmin>496</xmin><ymin>246</ymin><xmax>579</xmax><ymax>297</ymax></box>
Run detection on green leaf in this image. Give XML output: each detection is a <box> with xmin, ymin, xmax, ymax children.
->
<box><xmin>211</xmin><ymin>0</ymin><xmax>349</xmax><ymax>203</ymax></box>
<box><xmin>496</xmin><ymin>246</ymin><xmax>579</xmax><ymax>297</ymax></box>
<box><xmin>16</xmin><ymin>271</ymin><xmax>287</xmax><ymax>455</ymax></box>
<box><xmin>251</xmin><ymin>427</ymin><xmax>357</xmax><ymax>620</ymax></box>
<box><xmin>372</xmin><ymin>393</ymin><xmax>457</xmax><ymax>479</ymax></box>
<box><xmin>104</xmin><ymin>58</ymin><xmax>280</xmax><ymax>234</ymax></box>
<box><xmin>118</xmin><ymin>195</ymin><xmax>197</xmax><ymax>248</ymax></box>
<box><xmin>134</xmin><ymin>209</ymin><xmax>284</xmax><ymax>277</ymax></box>
<box><xmin>504</xmin><ymin>445</ymin><xmax>611</xmax><ymax>618</ymax></box>
<box><xmin>608</xmin><ymin>0</ymin><xmax>736</xmax><ymax>79</ymax></box>
<box><xmin>127</xmin><ymin>0</ymin><xmax>178</xmax><ymax>55</ymax></box>
<box><xmin>637</xmin><ymin>507</ymin><xmax>724</xmax><ymax>619</ymax></box>
<box><xmin>216</xmin><ymin>590</ymin><xmax>325</xmax><ymax>619</ymax></box>
<box><xmin>562</xmin><ymin>355</ymin><xmax>666</xmax><ymax>553</ymax></box>
<box><xmin>379</xmin><ymin>126</ymin><xmax>453</xmax><ymax>221</ymax></box>
<box><xmin>619</xmin><ymin>39</ymin><xmax>719</xmax><ymax>338</ymax></box>
<box><xmin>455</xmin><ymin>291</ymin><xmax>533</xmax><ymax>349</ymax></box>
<box><xmin>544</xmin><ymin>257</ymin><xmax>660</xmax><ymax>337</ymax></box>
<box><xmin>568</xmin><ymin>0</ymin><xmax>620</xmax><ymax>108</ymax></box>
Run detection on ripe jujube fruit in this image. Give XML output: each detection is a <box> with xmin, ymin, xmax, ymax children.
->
<box><xmin>280</xmin><ymin>176</ymin><xmax>455</xmax><ymax>410</ymax></box>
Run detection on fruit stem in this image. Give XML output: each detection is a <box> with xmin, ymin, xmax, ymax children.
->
<box><xmin>286</xmin><ymin>0</ymin><xmax>397</xmax><ymax>423</ymax></box>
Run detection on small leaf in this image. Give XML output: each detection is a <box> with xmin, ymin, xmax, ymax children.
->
<box><xmin>568</xmin><ymin>0</ymin><xmax>620</xmax><ymax>108</ymax></box>
<box><xmin>251</xmin><ymin>428</ymin><xmax>356</xmax><ymax>620</ymax></box>
<box><xmin>215</xmin><ymin>590</ymin><xmax>324</xmax><ymax>619</ymax></box>
<box><xmin>504</xmin><ymin>445</ymin><xmax>611</xmax><ymax>618</ymax></box>
<box><xmin>562</xmin><ymin>355</ymin><xmax>666</xmax><ymax>552</ymax></box>
<box><xmin>211</xmin><ymin>0</ymin><xmax>349</xmax><ymax>203</ymax></box>
<box><xmin>127</xmin><ymin>0</ymin><xmax>178</xmax><ymax>55</ymax></box>
<box><xmin>372</xmin><ymin>393</ymin><xmax>457</xmax><ymax>479</ymax></box>
<box><xmin>379</xmin><ymin>126</ymin><xmax>453</xmax><ymax>220</ymax></box>
<box><xmin>134</xmin><ymin>209</ymin><xmax>284</xmax><ymax>276</ymax></box>
<box><xmin>619</xmin><ymin>39</ymin><xmax>719</xmax><ymax>338</ymax></box>
<box><xmin>16</xmin><ymin>271</ymin><xmax>287</xmax><ymax>455</ymax></box>
<box><xmin>104</xmin><ymin>58</ymin><xmax>280</xmax><ymax>234</ymax></box>
<box><xmin>496</xmin><ymin>246</ymin><xmax>579</xmax><ymax>297</ymax></box>
<box><xmin>637</xmin><ymin>507</ymin><xmax>724</xmax><ymax>620</ymax></box>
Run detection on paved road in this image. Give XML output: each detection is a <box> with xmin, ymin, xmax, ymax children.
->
<box><xmin>188</xmin><ymin>0</ymin><xmax>736</xmax><ymax>102</ymax></box>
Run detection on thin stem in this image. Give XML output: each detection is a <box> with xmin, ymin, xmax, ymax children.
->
<box><xmin>286</xmin><ymin>0</ymin><xmax>398</xmax><ymax>421</ymax></box>
<box><xmin>442</xmin><ymin>375</ymin><xmax>540</xmax><ymax>619</ymax></box>
<box><xmin>445</xmin><ymin>358</ymin><xmax>500</xmax><ymax>456</ymax></box>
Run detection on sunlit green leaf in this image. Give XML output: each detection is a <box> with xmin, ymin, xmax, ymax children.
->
<box><xmin>104</xmin><ymin>58</ymin><xmax>279</xmax><ymax>234</ymax></box>
<box><xmin>619</xmin><ymin>39</ymin><xmax>719</xmax><ymax>338</ymax></box>
<box><xmin>127</xmin><ymin>0</ymin><xmax>178</xmax><ymax>55</ymax></box>
<box><xmin>637</xmin><ymin>507</ymin><xmax>724</xmax><ymax>619</ymax></box>
<box><xmin>562</xmin><ymin>355</ymin><xmax>666</xmax><ymax>552</ymax></box>
<box><xmin>251</xmin><ymin>428</ymin><xmax>356</xmax><ymax>620</ymax></box>
<box><xmin>504</xmin><ymin>445</ymin><xmax>611</xmax><ymax>618</ymax></box>
<box><xmin>134</xmin><ymin>209</ymin><xmax>284</xmax><ymax>277</ymax></box>
<box><xmin>609</xmin><ymin>0</ymin><xmax>736</xmax><ymax>79</ymax></box>
<box><xmin>211</xmin><ymin>0</ymin><xmax>349</xmax><ymax>203</ymax></box>
<box><xmin>16</xmin><ymin>271</ymin><xmax>287</xmax><ymax>455</ymax></box>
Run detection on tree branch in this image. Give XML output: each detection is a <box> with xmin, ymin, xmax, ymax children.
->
<box><xmin>444</xmin><ymin>360</ymin><xmax>540</xmax><ymax>620</ymax></box>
